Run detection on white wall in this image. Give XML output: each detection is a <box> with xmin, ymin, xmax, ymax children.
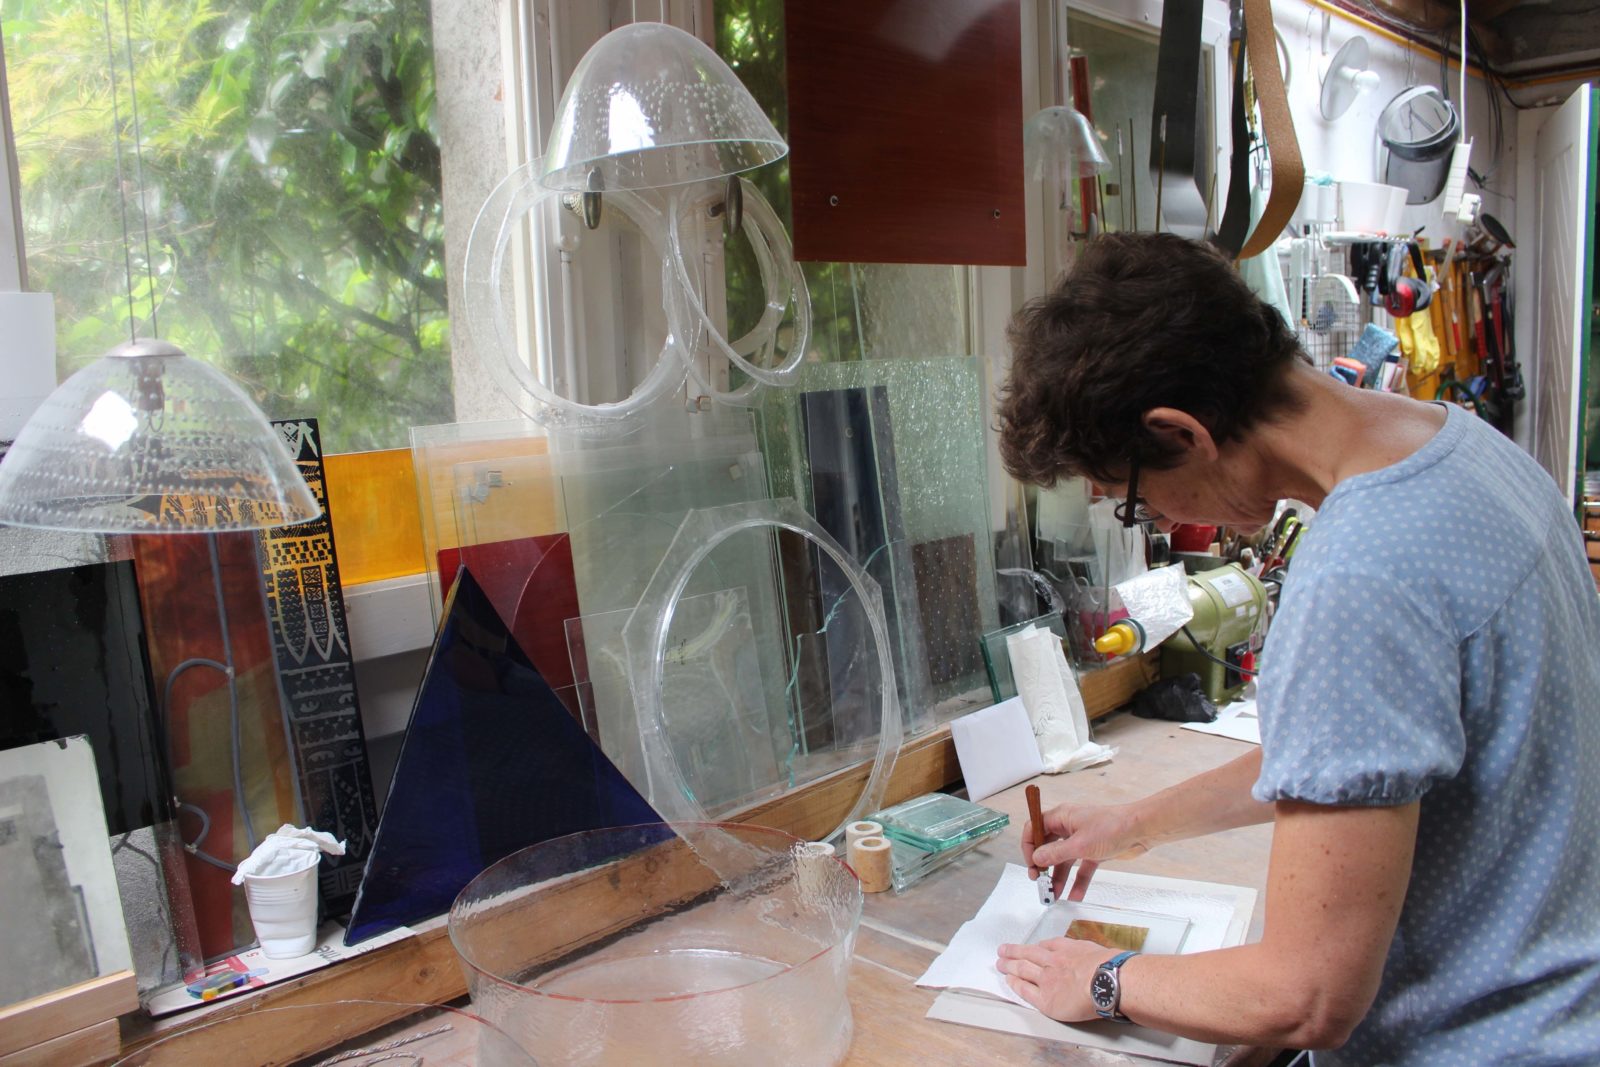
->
<box><xmin>1063</xmin><ymin>0</ymin><xmax>1517</xmax><ymax>250</ymax></box>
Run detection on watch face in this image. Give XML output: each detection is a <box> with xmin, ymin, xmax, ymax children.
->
<box><xmin>1091</xmin><ymin>969</ymin><xmax>1117</xmax><ymax>1010</ymax></box>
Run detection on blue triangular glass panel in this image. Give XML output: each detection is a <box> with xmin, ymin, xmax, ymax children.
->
<box><xmin>344</xmin><ymin>565</ymin><xmax>661</xmax><ymax>944</ymax></box>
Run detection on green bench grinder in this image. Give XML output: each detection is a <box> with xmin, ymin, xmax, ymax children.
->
<box><xmin>1161</xmin><ymin>563</ymin><xmax>1269</xmax><ymax>703</ymax></box>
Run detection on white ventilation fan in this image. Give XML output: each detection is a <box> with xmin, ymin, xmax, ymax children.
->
<box><xmin>1320</xmin><ymin>36</ymin><xmax>1379</xmax><ymax>120</ymax></box>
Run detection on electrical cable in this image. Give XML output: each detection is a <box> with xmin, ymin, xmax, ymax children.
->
<box><xmin>98</xmin><ymin>0</ymin><xmax>137</xmax><ymax>343</ymax></box>
<box><xmin>119</xmin><ymin>0</ymin><xmax>159</xmax><ymax>334</ymax></box>
<box><xmin>1179</xmin><ymin>624</ymin><xmax>1260</xmax><ymax>677</ymax></box>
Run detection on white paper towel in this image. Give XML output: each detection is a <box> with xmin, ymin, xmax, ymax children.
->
<box><xmin>1006</xmin><ymin>625</ymin><xmax>1113</xmax><ymax>774</ymax></box>
<box><xmin>916</xmin><ymin>863</ymin><xmax>1258</xmax><ymax>1003</ymax></box>
<box><xmin>1113</xmin><ymin>564</ymin><xmax>1194</xmax><ymax>649</ymax></box>
<box><xmin>231</xmin><ymin>824</ymin><xmax>347</xmax><ymax>883</ymax></box>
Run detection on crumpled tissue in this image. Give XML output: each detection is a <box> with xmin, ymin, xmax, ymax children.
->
<box><xmin>1113</xmin><ymin>564</ymin><xmax>1194</xmax><ymax>649</ymax></box>
<box><xmin>1005</xmin><ymin>625</ymin><xmax>1114</xmax><ymax>774</ymax></box>
<box><xmin>231</xmin><ymin>824</ymin><xmax>346</xmax><ymax>883</ymax></box>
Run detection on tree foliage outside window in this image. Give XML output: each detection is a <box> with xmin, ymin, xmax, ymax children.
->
<box><xmin>714</xmin><ymin>0</ymin><xmax>864</xmax><ymax>364</ymax></box>
<box><xmin>3</xmin><ymin>0</ymin><xmax>451</xmax><ymax>453</ymax></box>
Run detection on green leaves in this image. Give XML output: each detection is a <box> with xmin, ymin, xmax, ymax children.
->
<box><xmin>4</xmin><ymin>0</ymin><xmax>451</xmax><ymax>451</ymax></box>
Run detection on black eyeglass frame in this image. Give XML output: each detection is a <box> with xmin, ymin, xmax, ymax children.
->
<box><xmin>1112</xmin><ymin>459</ymin><xmax>1155</xmax><ymax>528</ymax></box>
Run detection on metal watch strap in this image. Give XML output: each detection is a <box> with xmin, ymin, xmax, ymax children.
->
<box><xmin>1094</xmin><ymin>950</ymin><xmax>1139</xmax><ymax>1022</ymax></box>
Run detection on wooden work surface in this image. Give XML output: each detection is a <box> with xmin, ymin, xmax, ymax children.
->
<box><xmin>113</xmin><ymin>701</ymin><xmax>1270</xmax><ymax>1066</ymax></box>
<box><xmin>840</xmin><ymin>710</ymin><xmax>1273</xmax><ymax>1066</ymax></box>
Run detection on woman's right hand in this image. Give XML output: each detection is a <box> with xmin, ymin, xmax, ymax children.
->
<box><xmin>1022</xmin><ymin>801</ymin><xmax>1150</xmax><ymax>901</ymax></box>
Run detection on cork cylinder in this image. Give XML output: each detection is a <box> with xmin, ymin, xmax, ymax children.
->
<box><xmin>849</xmin><ymin>835</ymin><xmax>893</xmax><ymax>894</ymax></box>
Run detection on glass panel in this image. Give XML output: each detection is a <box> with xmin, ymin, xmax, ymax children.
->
<box><xmin>409</xmin><ymin>420</ymin><xmax>559</xmax><ymax>625</ymax></box>
<box><xmin>565</xmin><ymin>587</ymin><xmax>773</xmax><ymax>805</ymax></box>
<box><xmin>760</xmin><ymin>357</ymin><xmax>999</xmax><ymax>728</ymax></box>
<box><xmin>980</xmin><ymin>612</ymin><xmax>1070</xmax><ymax>704</ymax></box>
<box><xmin>131</xmin><ymin>532</ymin><xmax>303</xmax><ymax>960</ymax></box>
<box><xmin>259</xmin><ymin>419</ymin><xmax>380</xmax><ymax>918</ymax></box>
<box><xmin>622</xmin><ymin>500</ymin><xmax>903</xmax><ymax>842</ymax></box>
<box><xmin>0</xmin><ymin>556</ymin><xmax>204</xmax><ymax>994</ymax></box>
<box><xmin>713</xmin><ymin>0</ymin><xmax>970</xmax><ymax>365</ymax></box>
<box><xmin>1</xmin><ymin>0</ymin><xmax>451</xmax><ymax>452</ymax></box>
<box><xmin>1066</xmin><ymin>11</ymin><xmax>1213</xmax><ymax>237</ymax></box>
<box><xmin>344</xmin><ymin>567</ymin><xmax>660</xmax><ymax>945</ymax></box>
<box><xmin>0</xmin><ymin>738</ymin><xmax>133</xmax><ymax>1007</ymax></box>
<box><xmin>322</xmin><ymin>450</ymin><xmax>427</xmax><ymax>585</ymax></box>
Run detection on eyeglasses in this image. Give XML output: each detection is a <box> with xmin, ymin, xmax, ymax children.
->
<box><xmin>1112</xmin><ymin>459</ymin><xmax>1156</xmax><ymax>528</ymax></box>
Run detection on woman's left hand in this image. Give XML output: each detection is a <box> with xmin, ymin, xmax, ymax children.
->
<box><xmin>996</xmin><ymin>938</ymin><xmax>1116</xmax><ymax>1022</ymax></box>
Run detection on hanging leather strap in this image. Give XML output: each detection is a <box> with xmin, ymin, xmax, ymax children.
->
<box><xmin>1213</xmin><ymin>23</ymin><xmax>1252</xmax><ymax>256</ymax></box>
<box><xmin>1236</xmin><ymin>0</ymin><xmax>1303</xmax><ymax>259</ymax></box>
<box><xmin>1148</xmin><ymin>0</ymin><xmax>1208</xmax><ymax>234</ymax></box>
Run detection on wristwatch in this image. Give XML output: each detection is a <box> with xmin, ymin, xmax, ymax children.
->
<box><xmin>1090</xmin><ymin>950</ymin><xmax>1139</xmax><ymax>1022</ymax></box>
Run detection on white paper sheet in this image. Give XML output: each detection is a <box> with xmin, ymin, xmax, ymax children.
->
<box><xmin>949</xmin><ymin>697</ymin><xmax>1046</xmax><ymax>802</ymax></box>
<box><xmin>1181</xmin><ymin>697</ymin><xmax>1261</xmax><ymax>745</ymax></box>
<box><xmin>918</xmin><ymin>865</ymin><xmax>1258</xmax><ymax>1065</ymax></box>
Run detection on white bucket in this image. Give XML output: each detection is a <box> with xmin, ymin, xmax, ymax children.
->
<box><xmin>241</xmin><ymin>861</ymin><xmax>319</xmax><ymax>959</ymax></box>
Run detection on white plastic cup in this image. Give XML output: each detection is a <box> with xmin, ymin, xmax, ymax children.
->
<box><xmin>242</xmin><ymin>861</ymin><xmax>320</xmax><ymax>959</ymax></box>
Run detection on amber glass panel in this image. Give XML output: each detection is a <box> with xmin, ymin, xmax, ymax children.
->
<box><xmin>323</xmin><ymin>449</ymin><xmax>427</xmax><ymax>584</ymax></box>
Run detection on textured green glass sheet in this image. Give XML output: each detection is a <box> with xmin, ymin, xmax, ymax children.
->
<box><xmin>981</xmin><ymin>612</ymin><xmax>1069</xmax><ymax>704</ymax></box>
<box><xmin>759</xmin><ymin>356</ymin><xmax>999</xmax><ymax>723</ymax></box>
<box><xmin>871</xmin><ymin>792</ymin><xmax>1009</xmax><ymax>853</ymax></box>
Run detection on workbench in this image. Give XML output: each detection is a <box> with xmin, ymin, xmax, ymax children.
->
<box><xmin>841</xmin><ymin>710</ymin><xmax>1273</xmax><ymax>1066</ymax></box>
<box><xmin>110</xmin><ymin>694</ymin><xmax>1273</xmax><ymax>1066</ymax></box>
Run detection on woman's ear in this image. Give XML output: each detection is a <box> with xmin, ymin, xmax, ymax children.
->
<box><xmin>1141</xmin><ymin>408</ymin><xmax>1219</xmax><ymax>462</ymax></box>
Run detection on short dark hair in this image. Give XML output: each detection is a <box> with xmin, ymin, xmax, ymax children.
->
<box><xmin>997</xmin><ymin>233</ymin><xmax>1309</xmax><ymax>486</ymax></box>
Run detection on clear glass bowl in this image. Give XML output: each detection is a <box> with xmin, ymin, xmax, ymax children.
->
<box><xmin>541</xmin><ymin>22</ymin><xmax>786</xmax><ymax>192</ymax></box>
<box><xmin>111</xmin><ymin>1000</ymin><xmax>535</xmax><ymax>1065</ymax></box>
<box><xmin>449</xmin><ymin>822</ymin><xmax>862</xmax><ymax>1067</ymax></box>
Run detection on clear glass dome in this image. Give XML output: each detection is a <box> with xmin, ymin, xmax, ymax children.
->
<box><xmin>1024</xmin><ymin>105</ymin><xmax>1110</xmax><ymax>182</ymax></box>
<box><xmin>542</xmin><ymin>22</ymin><xmax>787</xmax><ymax>193</ymax></box>
<box><xmin>0</xmin><ymin>339</ymin><xmax>321</xmax><ymax>533</ymax></box>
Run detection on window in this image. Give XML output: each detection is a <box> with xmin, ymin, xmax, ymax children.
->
<box><xmin>1</xmin><ymin>0</ymin><xmax>451</xmax><ymax>453</ymax></box>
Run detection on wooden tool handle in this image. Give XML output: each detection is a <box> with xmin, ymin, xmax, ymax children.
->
<box><xmin>1025</xmin><ymin>784</ymin><xmax>1045</xmax><ymax>850</ymax></box>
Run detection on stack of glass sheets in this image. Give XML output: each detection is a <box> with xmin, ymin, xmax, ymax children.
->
<box><xmin>873</xmin><ymin>792</ymin><xmax>1009</xmax><ymax>853</ymax></box>
<box><xmin>885</xmin><ymin>827</ymin><xmax>1004</xmax><ymax>893</ymax></box>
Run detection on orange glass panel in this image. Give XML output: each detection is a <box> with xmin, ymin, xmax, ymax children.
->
<box><xmin>324</xmin><ymin>449</ymin><xmax>427</xmax><ymax>584</ymax></box>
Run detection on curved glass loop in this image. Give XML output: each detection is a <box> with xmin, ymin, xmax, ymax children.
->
<box><xmin>0</xmin><ymin>340</ymin><xmax>320</xmax><ymax>533</ymax></box>
<box><xmin>622</xmin><ymin>499</ymin><xmax>902</xmax><ymax>844</ymax></box>
<box><xmin>667</xmin><ymin>177</ymin><xmax>810</xmax><ymax>393</ymax></box>
<box><xmin>462</xmin><ymin>162</ymin><xmax>687</xmax><ymax>431</ymax></box>
<box><xmin>667</xmin><ymin>180</ymin><xmax>785</xmax><ymax>408</ymax></box>
<box><xmin>542</xmin><ymin>22</ymin><xmax>787</xmax><ymax>193</ymax></box>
